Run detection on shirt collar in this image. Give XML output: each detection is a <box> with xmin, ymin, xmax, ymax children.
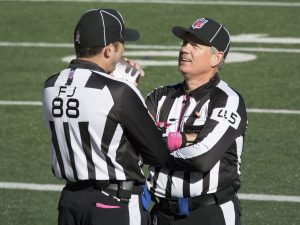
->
<box><xmin>68</xmin><ymin>59</ymin><xmax>105</xmax><ymax>73</ymax></box>
<box><xmin>172</xmin><ymin>74</ymin><xmax>220</xmax><ymax>101</ymax></box>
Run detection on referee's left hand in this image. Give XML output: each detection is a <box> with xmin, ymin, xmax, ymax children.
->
<box><xmin>123</xmin><ymin>58</ymin><xmax>145</xmax><ymax>86</ymax></box>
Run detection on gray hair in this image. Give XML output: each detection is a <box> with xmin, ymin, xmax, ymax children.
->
<box><xmin>211</xmin><ymin>46</ymin><xmax>225</xmax><ymax>70</ymax></box>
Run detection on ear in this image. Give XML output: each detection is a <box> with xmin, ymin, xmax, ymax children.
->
<box><xmin>211</xmin><ymin>51</ymin><xmax>224</xmax><ymax>68</ymax></box>
<box><xmin>103</xmin><ymin>43</ymin><xmax>115</xmax><ymax>58</ymax></box>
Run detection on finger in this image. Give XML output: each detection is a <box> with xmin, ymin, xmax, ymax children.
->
<box><xmin>123</xmin><ymin>58</ymin><xmax>136</xmax><ymax>67</ymax></box>
<box><xmin>139</xmin><ymin>69</ymin><xmax>145</xmax><ymax>77</ymax></box>
<box><xmin>126</xmin><ymin>60</ymin><xmax>144</xmax><ymax>77</ymax></box>
<box><xmin>194</xmin><ymin>111</ymin><xmax>201</xmax><ymax>118</ymax></box>
<box><xmin>130</xmin><ymin>62</ymin><xmax>143</xmax><ymax>75</ymax></box>
<box><xmin>122</xmin><ymin>57</ymin><xmax>129</xmax><ymax>63</ymax></box>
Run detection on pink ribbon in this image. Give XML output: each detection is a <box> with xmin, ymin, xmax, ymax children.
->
<box><xmin>95</xmin><ymin>203</ymin><xmax>121</xmax><ymax>209</ymax></box>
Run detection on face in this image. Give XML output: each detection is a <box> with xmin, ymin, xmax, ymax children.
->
<box><xmin>108</xmin><ymin>41</ymin><xmax>125</xmax><ymax>73</ymax></box>
<box><xmin>178</xmin><ymin>34</ymin><xmax>215</xmax><ymax>78</ymax></box>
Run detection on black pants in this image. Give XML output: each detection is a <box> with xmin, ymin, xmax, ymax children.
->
<box><xmin>150</xmin><ymin>195</ymin><xmax>241</xmax><ymax>225</ymax></box>
<box><xmin>58</xmin><ymin>185</ymin><xmax>150</xmax><ymax>225</ymax></box>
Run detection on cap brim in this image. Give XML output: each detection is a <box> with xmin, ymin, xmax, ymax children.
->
<box><xmin>172</xmin><ymin>26</ymin><xmax>211</xmax><ymax>46</ymax></box>
<box><xmin>172</xmin><ymin>26</ymin><xmax>189</xmax><ymax>39</ymax></box>
<box><xmin>122</xmin><ymin>28</ymin><xmax>140</xmax><ymax>42</ymax></box>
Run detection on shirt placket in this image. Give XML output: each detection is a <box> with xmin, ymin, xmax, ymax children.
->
<box><xmin>177</xmin><ymin>94</ymin><xmax>191</xmax><ymax>132</ymax></box>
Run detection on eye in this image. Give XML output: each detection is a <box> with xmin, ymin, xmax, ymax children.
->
<box><xmin>191</xmin><ymin>43</ymin><xmax>201</xmax><ymax>49</ymax></box>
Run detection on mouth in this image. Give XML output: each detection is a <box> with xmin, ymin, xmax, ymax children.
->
<box><xmin>179</xmin><ymin>52</ymin><xmax>191</xmax><ymax>64</ymax></box>
<box><xmin>179</xmin><ymin>56</ymin><xmax>191</xmax><ymax>64</ymax></box>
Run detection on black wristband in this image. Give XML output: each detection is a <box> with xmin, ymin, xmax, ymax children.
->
<box><xmin>180</xmin><ymin>132</ymin><xmax>187</xmax><ymax>147</ymax></box>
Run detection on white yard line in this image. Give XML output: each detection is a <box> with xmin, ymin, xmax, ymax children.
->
<box><xmin>1</xmin><ymin>42</ymin><xmax>300</xmax><ymax>54</ymax></box>
<box><xmin>238</xmin><ymin>193</ymin><xmax>300</xmax><ymax>203</ymax></box>
<box><xmin>0</xmin><ymin>100</ymin><xmax>42</xmax><ymax>106</ymax></box>
<box><xmin>0</xmin><ymin>182</ymin><xmax>299</xmax><ymax>203</ymax></box>
<box><xmin>0</xmin><ymin>42</ymin><xmax>72</xmax><ymax>48</ymax></box>
<box><xmin>0</xmin><ymin>182</ymin><xmax>63</xmax><ymax>192</ymax></box>
<box><xmin>247</xmin><ymin>108</ymin><xmax>300</xmax><ymax>114</ymax></box>
<box><xmin>231</xmin><ymin>47</ymin><xmax>300</xmax><ymax>53</ymax></box>
<box><xmin>1</xmin><ymin>100</ymin><xmax>300</xmax><ymax>115</ymax></box>
<box><xmin>3</xmin><ymin>0</ymin><xmax>300</xmax><ymax>7</ymax></box>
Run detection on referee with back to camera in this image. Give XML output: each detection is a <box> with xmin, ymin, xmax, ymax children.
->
<box><xmin>42</xmin><ymin>8</ymin><xmax>169</xmax><ymax>225</ymax></box>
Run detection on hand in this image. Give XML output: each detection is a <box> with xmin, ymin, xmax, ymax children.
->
<box><xmin>123</xmin><ymin>58</ymin><xmax>145</xmax><ymax>76</ymax></box>
<box><xmin>185</xmin><ymin>133</ymin><xmax>197</xmax><ymax>145</ymax></box>
<box><xmin>167</xmin><ymin>132</ymin><xmax>198</xmax><ymax>152</ymax></box>
<box><xmin>111</xmin><ymin>58</ymin><xmax>144</xmax><ymax>86</ymax></box>
<box><xmin>123</xmin><ymin>58</ymin><xmax>145</xmax><ymax>86</ymax></box>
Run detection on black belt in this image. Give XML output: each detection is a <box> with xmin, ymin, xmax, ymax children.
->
<box><xmin>159</xmin><ymin>193</ymin><xmax>216</xmax><ymax>214</ymax></box>
<box><xmin>156</xmin><ymin>185</ymin><xmax>236</xmax><ymax>214</ymax></box>
<box><xmin>65</xmin><ymin>180</ymin><xmax>142</xmax><ymax>200</ymax></box>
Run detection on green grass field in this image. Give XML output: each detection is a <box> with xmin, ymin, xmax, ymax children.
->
<box><xmin>0</xmin><ymin>1</ymin><xmax>299</xmax><ymax>225</ymax></box>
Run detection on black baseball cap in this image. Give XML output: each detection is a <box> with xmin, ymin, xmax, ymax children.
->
<box><xmin>74</xmin><ymin>8</ymin><xmax>140</xmax><ymax>47</ymax></box>
<box><xmin>172</xmin><ymin>18</ymin><xmax>231</xmax><ymax>58</ymax></box>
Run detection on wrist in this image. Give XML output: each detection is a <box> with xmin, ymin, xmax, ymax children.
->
<box><xmin>180</xmin><ymin>132</ymin><xmax>187</xmax><ymax>147</ymax></box>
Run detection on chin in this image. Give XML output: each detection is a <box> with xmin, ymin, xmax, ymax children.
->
<box><xmin>178</xmin><ymin>66</ymin><xmax>189</xmax><ymax>74</ymax></box>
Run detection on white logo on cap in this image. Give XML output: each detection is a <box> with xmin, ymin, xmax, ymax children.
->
<box><xmin>192</xmin><ymin>18</ymin><xmax>208</xmax><ymax>29</ymax></box>
<box><xmin>75</xmin><ymin>30</ymin><xmax>80</xmax><ymax>44</ymax></box>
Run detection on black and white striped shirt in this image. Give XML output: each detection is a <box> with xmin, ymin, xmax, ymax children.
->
<box><xmin>42</xmin><ymin>59</ymin><xmax>168</xmax><ymax>184</ymax></box>
<box><xmin>146</xmin><ymin>75</ymin><xmax>247</xmax><ymax>198</ymax></box>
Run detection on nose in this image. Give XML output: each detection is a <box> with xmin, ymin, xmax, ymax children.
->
<box><xmin>180</xmin><ymin>43</ymin><xmax>190</xmax><ymax>54</ymax></box>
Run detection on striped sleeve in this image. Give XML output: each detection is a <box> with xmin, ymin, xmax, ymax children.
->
<box><xmin>118</xmin><ymin>85</ymin><xmax>169</xmax><ymax>167</ymax></box>
<box><xmin>167</xmin><ymin>81</ymin><xmax>247</xmax><ymax>173</ymax></box>
<box><xmin>146</xmin><ymin>86</ymin><xmax>166</xmax><ymax>119</ymax></box>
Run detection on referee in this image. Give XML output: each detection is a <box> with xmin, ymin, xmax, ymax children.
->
<box><xmin>146</xmin><ymin>18</ymin><xmax>247</xmax><ymax>225</ymax></box>
<box><xmin>42</xmin><ymin>9</ymin><xmax>169</xmax><ymax>225</ymax></box>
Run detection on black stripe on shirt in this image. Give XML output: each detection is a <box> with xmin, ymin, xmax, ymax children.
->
<box><xmin>185</xmin><ymin>94</ymin><xmax>211</xmax><ymax>125</ymax></box>
<box><xmin>63</xmin><ymin>122</ymin><xmax>78</xmax><ymax>181</ymax></box>
<box><xmin>183</xmin><ymin>172</ymin><xmax>190</xmax><ymax>197</ymax></box>
<box><xmin>49</xmin><ymin>121</ymin><xmax>67</xmax><ymax>179</ymax></box>
<box><xmin>178</xmin><ymin>95</ymin><xmax>191</xmax><ymax>131</ymax></box>
<box><xmin>44</xmin><ymin>73</ymin><xmax>59</xmax><ymax>88</ymax></box>
<box><xmin>101</xmin><ymin>116</ymin><xmax>118</xmax><ymax>180</ymax></box>
<box><xmin>85</xmin><ymin>73</ymin><xmax>106</xmax><ymax>90</ymax></box>
<box><xmin>202</xmin><ymin>171</ymin><xmax>210</xmax><ymax>194</ymax></box>
<box><xmin>159</xmin><ymin>94</ymin><xmax>177</xmax><ymax>123</ymax></box>
<box><xmin>165</xmin><ymin>170</ymin><xmax>174</xmax><ymax>198</ymax></box>
<box><xmin>79</xmin><ymin>122</ymin><xmax>96</xmax><ymax>180</ymax></box>
<box><xmin>150</xmin><ymin>167</ymin><xmax>161</xmax><ymax>195</ymax></box>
